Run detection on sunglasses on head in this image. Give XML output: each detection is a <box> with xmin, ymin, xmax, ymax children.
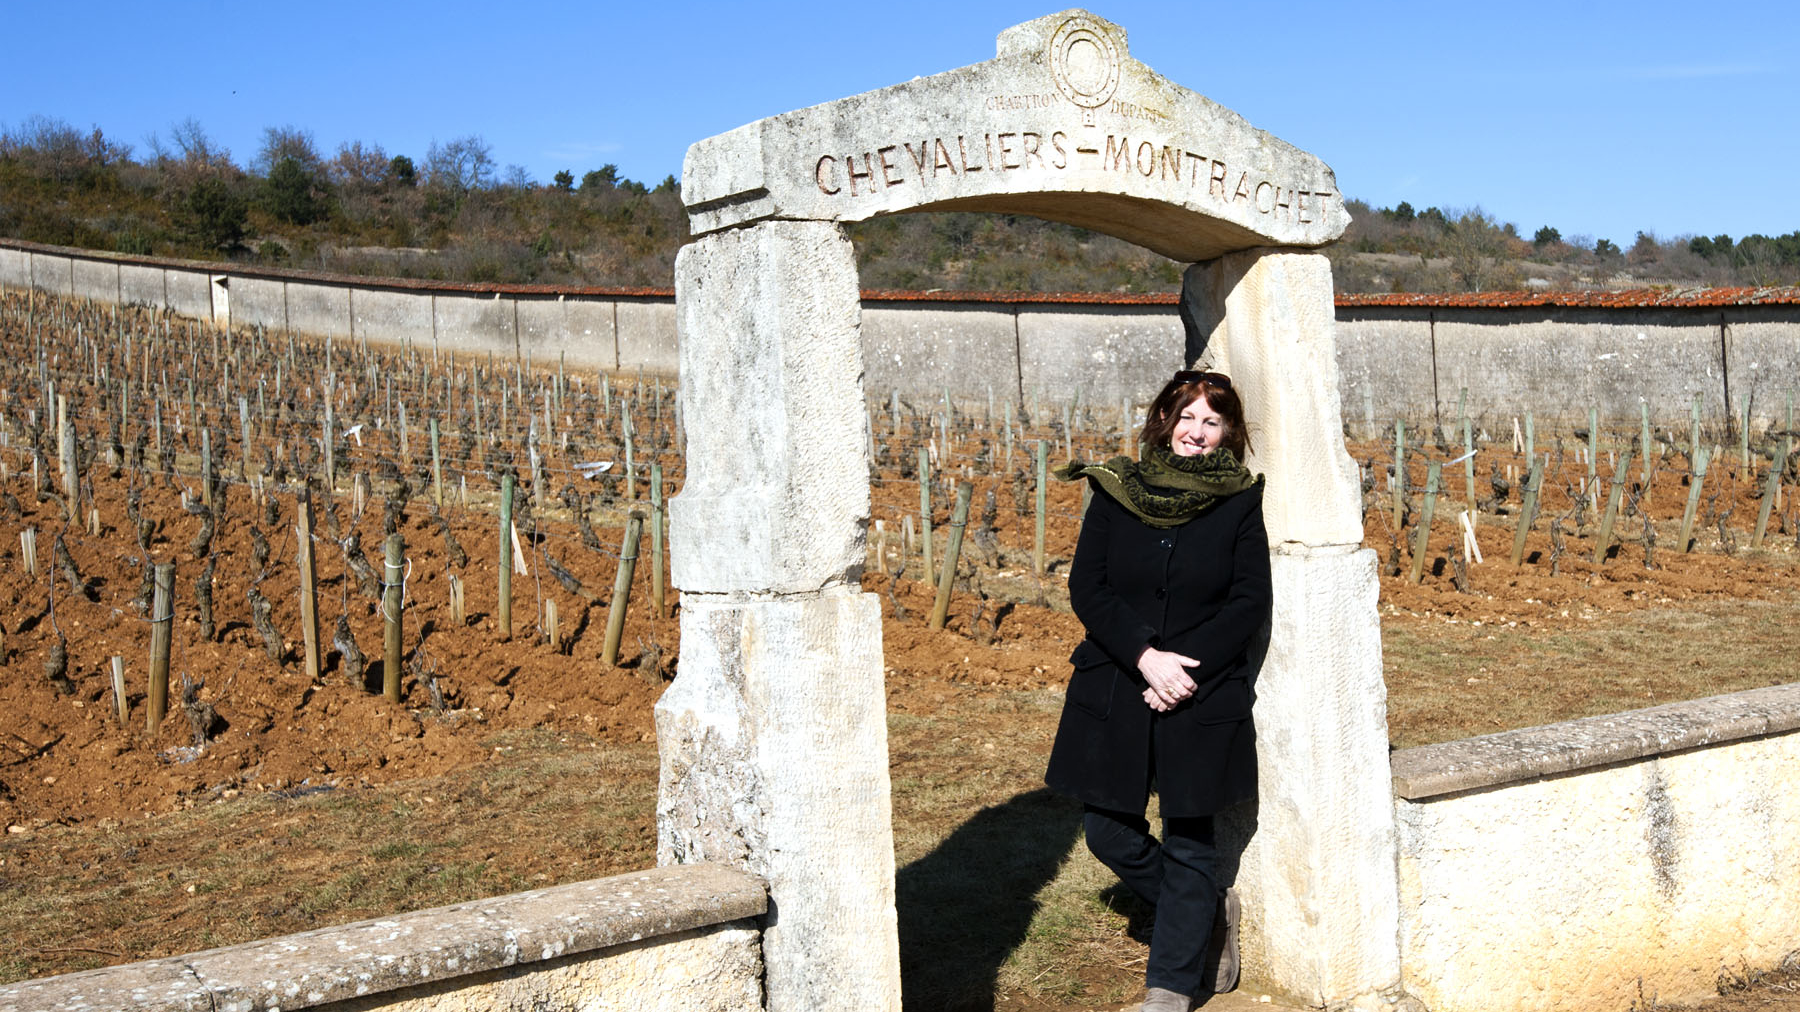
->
<box><xmin>1173</xmin><ymin>369</ymin><xmax>1231</xmax><ymax>389</ymax></box>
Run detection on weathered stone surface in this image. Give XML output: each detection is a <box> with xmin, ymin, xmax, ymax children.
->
<box><xmin>615</xmin><ymin>299</ymin><xmax>678</xmax><ymax>375</ymax></box>
<box><xmin>682</xmin><ymin>10</ymin><xmax>1346</xmax><ymax>261</ymax></box>
<box><xmin>323</xmin><ymin>926</ymin><xmax>763</xmax><ymax>1012</ymax></box>
<box><xmin>231</xmin><ymin>275</ymin><xmax>289</xmax><ymax>333</ymax></box>
<box><xmin>669</xmin><ymin>222</ymin><xmax>870</xmax><ymax>594</ymax></box>
<box><xmin>163</xmin><ymin>266</ymin><xmax>212</xmax><ymax>321</ymax></box>
<box><xmin>1397</xmin><ymin>730</ymin><xmax>1800</xmax><ymax>1012</ymax></box>
<box><xmin>512</xmin><ymin>295</ymin><xmax>628</xmax><ymax>371</ymax></box>
<box><xmin>0</xmin><ymin>958</ymin><xmax>210</xmax><ymax>1012</ymax></box>
<box><xmin>71</xmin><ymin>257</ymin><xmax>118</xmax><ymax>303</ymax></box>
<box><xmin>656</xmin><ymin>590</ymin><xmax>898</xmax><ymax>1012</ymax></box>
<box><xmin>1221</xmin><ymin>544</ymin><xmax>1401</xmax><ymax>1007</ymax></box>
<box><xmin>857</xmin><ymin>299</ymin><xmax>1184</xmax><ymax>410</ymax></box>
<box><xmin>118</xmin><ymin>262</ymin><xmax>167</xmax><ymax>307</ymax></box>
<box><xmin>1392</xmin><ymin>682</ymin><xmax>1800</xmax><ymax>800</ymax></box>
<box><xmin>349</xmin><ymin>286</ymin><xmax>427</xmax><ymax>345</ymax></box>
<box><xmin>0</xmin><ymin>245</ymin><xmax>28</xmax><ymax>289</ymax></box>
<box><xmin>30</xmin><ymin>249</ymin><xmax>74</xmax><ymax>294</ymax></box>
<box><xmin>1180</xmin><ymin>250</ymin><xmax>1363</xmax><ymax>547</ymax></box>
<box><xmin>432</xmin><ymin>290</ymin><xmax>515</xmax><ymax>357</ymax></box>
<box><xmin>0</xmin><ymin>865</ymin><xmax>766</xmax><ymax>1012</ymax></box>
<box><xmin>285</xmin><ymin>280</ymin><xmax>351</xmax><ymax>342</ymax></box>
<box><xmin>1017</xmin><ymin>302</ymin><xmax>1186</xmax><ymax>408</ymax></box>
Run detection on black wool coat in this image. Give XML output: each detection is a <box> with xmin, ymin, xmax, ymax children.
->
<box><xmin>1044</xmin><ymin>480</ymin><xmax>1271</xmax><ymax>818</ymax></box>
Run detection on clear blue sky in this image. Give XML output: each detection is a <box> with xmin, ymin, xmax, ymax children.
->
<box><xmin>5</xmin><ymin>1</ymin><xmax>1794</xmax><ymax>248</ymax></box>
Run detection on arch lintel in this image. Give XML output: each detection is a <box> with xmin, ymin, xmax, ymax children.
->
<box><xmin>683</xmin><ymin>9</ymin><xmax>1349</xmax><ymax>255</ymax></box>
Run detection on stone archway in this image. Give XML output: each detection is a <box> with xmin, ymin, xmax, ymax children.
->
<box><xmin>655</xmin><ymin>12</ymin><xmax>1397</xmax><ymax>1011</ymax></box>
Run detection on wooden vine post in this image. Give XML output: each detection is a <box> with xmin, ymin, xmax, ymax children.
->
<box><xmin>1689</xmin><ymin>395</ymin><xmax>1702</xmax><ymax>473</ymax></box>
<box><xmin>110</xmin><ymin>657</ymin><xmax>127</xmax><ymax>726</ymax></box>
<box><xmin>929</xmin><ymin>481</ymin><xmax>975</xmax><ymax>631</ymax></box>
<box><xmin>1462</xmin><ymin>414</ymin><xmax>1476</xmax><ymax>511</ymax></box>
<box><xmin>498</xmin><ymin>473</ymin><xmax>515</xmax><ymax>639</ymax></box>
<box><xmin>918</xmin><ymin>447</ymin><xmax>934</xmax><ymax>588</ymax></box>
<box><xmin>57</xmin><ymin>393</ymin><xmax>78</xmax><ymax>503</ymax></box>
<box><xmin>429</xmin><ymin>418</ymin><xmax>444</xmax><ymax>509</ymax></box>
<box><xmin>296</xmin><ymin>489</ymin><xmax>321</xmax><ymax>682</ymax></box>
<box><xmin>1592</xmin><ymin>449</ymin><xmax>1635</xmax><ymax>565</ymax></box>
<box><xmin>1391</xmin><ymin>420</ymin><xmax>1406</xmax><ymax>531</ymax></box>
<box><xmin>1586</xmin><ymin>407</ymin><xmax>1600</xmax><ymax>507</ymax></box>
<box><xmin>1678</xmin><ymin>450</ymin><xmax>1710</xmax><ymax>552</ymax></box>
<box><xmin>602</xmin><ymin>511</ymin><xmax>646</xmax><ymax>666</ymax></box>
<box><xmin>201</xmin><ymin>428</ymin><xmax>214</xmax><ymax>508</ymax></box>
<box><xmin>323</xmin><ymin>376</ymin><xmax>336</xmax><ymax>493</ymax></box>
<box><xmin>1752</xmin><ymin>436</ymin><xmax>1790</xmax><ymax>549</ymax></box>
<box><xmin>1510</xmin><ymin>458</ymin><xmax>1546</xmax><ymax>567</ymax></box>
<box><xmin>1034</xmin><ymin>439</ymin><xmax>1049</xmax><ymax>575</ymax></box>
<box><xmin>147</xmin><ymin>562</ymin><xmax>175</xmax><ymax>734</ymax></box>
<box><xmin>1407</xmin><ymin>462</ymin><xmax>1442</xmax><ymax>585</ymax></box>
<box><xmin>650</xmin><ymin>461</ymin><xmax>666</xmax><ymax>617</ymax></box>
<box><xmin>383</xmin><ymin>533</ymin><xmax>404</xmax><ymax>702</ymax></box>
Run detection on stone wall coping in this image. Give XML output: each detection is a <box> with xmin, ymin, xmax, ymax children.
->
<box><xmin>0</xmin><ymin>862</ymin><xmax>766</xmax><ymax>1012</ymax></box>
<box><xmin>1391</xmin><ymin>683</ymin><xmax>1800</xmax><ymax>800</ymax></box>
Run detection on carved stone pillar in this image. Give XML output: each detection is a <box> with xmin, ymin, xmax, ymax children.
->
<box><xmin>1183</xmin><ymin>249</ymin><xmax>1405</xmax><ymax>1009</ymax></box>
<box><xmin>656</xmin><ymin>220</ymin><xmax>901</xmax><ymax>1012</ymax></box>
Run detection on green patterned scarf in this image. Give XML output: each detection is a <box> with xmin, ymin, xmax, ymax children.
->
<box><xmin>1054</xmin><ymin>444</ymin><xmax>1261</xmax><ymax>528</ymax></box>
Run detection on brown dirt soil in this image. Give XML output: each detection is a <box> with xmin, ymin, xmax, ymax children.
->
<box><xmin>2</xmin><ymin>296</ymin><xmax>1797</xmax><ymax>1005</ymax></box>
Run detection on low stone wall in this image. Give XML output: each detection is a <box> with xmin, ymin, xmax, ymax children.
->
<box><xmin>6</xmin><ymin>239</ymin><xmax>1796</xmax><ymax>428</ymax></box>
<box><xmin>1335</xmin><ymin>303</ymin><xmax>1800</xmax><ymax>435</ymax></box>
<box><xmin>0</xmin><ymin>239</ymin><xmax>674</xmax><ymax>375</ymax></box>
<box><xmin>1389</xmin><ymin>684</ymin><xmax>1800</xmax><ymax>1012</ymax></box>
<box><xmin>0</xmin><ymin>864</ymin><xmax>766</xmax><ymax>1012</ymax></box>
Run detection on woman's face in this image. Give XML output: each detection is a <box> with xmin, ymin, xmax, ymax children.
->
<box><xmin>1169</xmin><ymin>394</ymin><xmax>1224</xmax><ymax>457</ymax></box>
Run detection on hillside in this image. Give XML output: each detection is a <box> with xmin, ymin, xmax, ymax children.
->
<box><xmin>3</xmin><ymin>116</ymin><xmax>1797</xmax><ymax>293</ymax></box>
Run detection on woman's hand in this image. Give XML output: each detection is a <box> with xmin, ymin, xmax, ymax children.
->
<box><xmin>1137</xmin><ymin>646</ymin><xmax>1199</xmax><ymax>710</ymax></box>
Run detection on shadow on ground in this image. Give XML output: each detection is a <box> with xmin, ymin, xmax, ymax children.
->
<box><xmin>897</xmin><ymin>787</ymin><xmax>1083</xmax><ymax>1012</ymax></box>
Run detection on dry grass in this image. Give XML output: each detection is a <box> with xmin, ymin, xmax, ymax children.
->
<box><xmin>1383</xmin><ymin>594</ymin><xmax>1800</xmax><ymax>748</ymax></box>
<box><xmin>0</xmin><ymin>730</ymin><xmax>656</xmax><ymax>984</ymax></box>
<box><xmin>4</xmin><ymin>595</ymin><xmax>1797</xmax><ymax>1006</ymax></box>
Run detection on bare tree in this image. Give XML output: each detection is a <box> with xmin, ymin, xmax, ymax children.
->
<box><xmin>166</xmin><ymin>117</ymin><xmax>232</xmax><ymax>171</ymax></box>
<box><xmin>254</xmin><ymin>125</ymin><xmax>322</xmax><ymax>176</ymax></box>
<box><xmin>423</xmin><ymin>135</ymin><xmax>494</xmax><ymax>192</ymax></box>
<box><xmin>329</xmin><ymin>140</ymin><xmax>391</xmax><ymax>190</ymax></box>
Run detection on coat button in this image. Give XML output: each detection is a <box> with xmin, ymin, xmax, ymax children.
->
<box><xmin>1159</xmin><ymin>537</ymin><xmax>1173</xmax><ymax>549</ymax></box>
<box><xmin>1155</xmin><ymin>588</ymin><xmax>1167</xmax><ymax>599</ymax></box>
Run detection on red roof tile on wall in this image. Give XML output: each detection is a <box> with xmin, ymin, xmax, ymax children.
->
<box><xmin>1332</xmin><ymin>287</ymin><xmax>1800</xmax><ymax>308</ymax></box>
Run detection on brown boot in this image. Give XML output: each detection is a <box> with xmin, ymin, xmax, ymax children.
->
<box><xmin>1205</xmin><ymin>888</ymin><xmax>1240</xmax><ymax>993</ymax></box>
<box><xmin>1135</xmin><ymin>986</ymin><xmax>1190</xmax><ymax>1012</ymax></box>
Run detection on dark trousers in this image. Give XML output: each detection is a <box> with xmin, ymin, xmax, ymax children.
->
<box><xmin>1084</xmin><ymin>805</ymin><xmax>1219</xmax><ymax>996</ymax></box>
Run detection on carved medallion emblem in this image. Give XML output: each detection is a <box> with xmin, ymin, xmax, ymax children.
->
<box><xmin>1048</xmin><ymin>15</ymin><xmax>1120</xmax><ymax>125</ymax></box>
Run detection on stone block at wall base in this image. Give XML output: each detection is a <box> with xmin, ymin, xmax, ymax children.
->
<box><xmin>656</xmin><ymin>589</ymin><xmax>899</xmax><ymax>1012</ymax></box>
<box><xmin>1222</xmin><ymin>544</ymin><xmax>1401</xmax><ymax>1007</ymax></box>
<box><xmin>1396</xmin><ymin>726</ymin><xmax>1800</xmax><ymax>1012</ymax></box>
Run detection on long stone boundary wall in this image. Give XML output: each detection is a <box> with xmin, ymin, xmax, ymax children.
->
<box><xmin>1389</xmin><ymin>683</ymin><xmax>1800</xmax><ymax>1012</ymax></box>
<box><xmin>0</xmin><ymin>863</ymin><xmax>767</xmax><ymax>1012</ymax></box>
<box><xmin>3</xmin><ymin>238</ymin><xmax>1797</xmax><ymax>428</ymax></box>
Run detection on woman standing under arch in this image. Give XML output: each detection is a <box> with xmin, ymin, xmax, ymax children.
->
<box><xmin>1046</xmin><ymin>369</ymin><xmax>1271</xmax><ymax>1011</ymax></box>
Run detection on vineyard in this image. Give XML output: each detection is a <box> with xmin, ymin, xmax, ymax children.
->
<box><xmin>0</xmin><ymin>290</ymin><xmax>1795</xmax><ymax>991</ymax></box>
